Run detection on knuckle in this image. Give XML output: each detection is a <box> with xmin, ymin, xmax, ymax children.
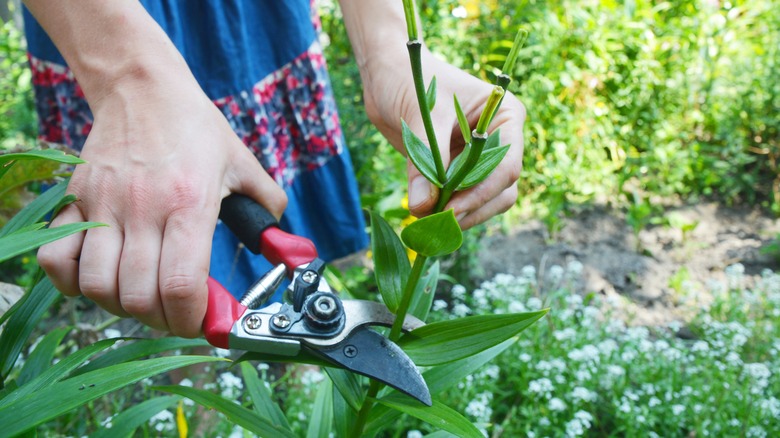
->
<box><xmin>120</xmin><ymin>292</ymin><xmax>157</xmax><ymax>317</ymax></box>
<box><xmin>79</xmin><ymin>272</ymin><xmax>114</xmax><ymax>300</ymax></box>
<box><xmin>160</xmin><ymin>274</ymin><xmax>201</xmax><ymax>301</ymax></box>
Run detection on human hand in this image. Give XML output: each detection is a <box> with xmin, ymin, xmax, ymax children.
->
<box><xmin>362</xmin><ymin>50</ymin><xmax>525</xmax><ymax>230</ymax></box>
<box><xmin>37</xmin><ymin>71</ymin><xmax>286</xmax><ymax>338</ymax></box>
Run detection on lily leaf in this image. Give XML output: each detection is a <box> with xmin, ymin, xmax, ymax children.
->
<box><xmin>402</xmin><ymin>119</ymin><xmax>442</xmax><ymax>188</ymax></box>
<box><xmin>484</xmin><ymin>129</ymin><xmax>502</xmax><ymax>150</ymax></box>
<box><xmin>16</xmin><ymin>326</ymin><xmax>71</xmax><ymax>386</ymax></box>
<box><xmin>155</xmin><ymin>384</ymin><xmax>296</xmax><ymax>438</ymax></box>
<box><xmin>74</xmin><ymin>337</ymin><xmax>210</xmax><ymax>376</ymax></box>
<box><xmin>90</xmin><ymin>396</ymin><xmax>181</xmax><ymax>438</ymax></box>
<box><xmin>370</xmin><ymin>211</ymin><xmax>410</xmax><ymax>312</ymax></box>
<box><xmin>306</xmin><ymin>379</ymin><xmax>334</xmax><ymax>438</ymax></box>
<box><xmin>401</xmin><ymin>210</ymin><xmax>462</xmax><ymax>258</ymax></box>
<box><xmin>426</xmin><ymin>76</ymin><xmax>437</xmax><ymax>111</ymax></box>
<box><xmin>0</xmin><ymin>179</ymin><xmax>67</xmax><ymax>238</ymax></box>
<box><xmin>376</xmin><ymin>394</ymin><xmax>482</xmax><ymax>438</ymax></box>
<box><xmin>399</xmin><ymin>310</ymin><xmax>548</xmax><ymax>366</ymax></box>
<box><xmin>240</xmin><ymin>362</ymin><xmax>291</xmax><ymax>430</ymax></box>
<box><xmin>0</xmin><ymin>221</ymin><xmax>105</xmax><ymax>263</ymax></box>
<box><xmin>325</xmin><ymin>367</ymin><xmax>363</xmax><ymax>412</ymax></box>
<box><xmin>409</xmin><ymin>261</ymin><xmax>440</xmax><ymax>321</ymax></box>
<box><xmin>457</xmin><ymin>145</ymin><xmax>510</xmax><ymax>190</ymax></box>
<box><xmin>0</xmin><ymin>356</ymin><xmax>224</xmax><ymax>437</ymax></box>
<box><xmin>0</xmin><ymin>149</ymin><xmax>84</xmax><ymax>181</ymax></box>
<box><xmin>445</xmin><ymin>144</ymin><xmax>471</xmax><ymax>181</ymax></box>
<box><xmin>453</xmin><ymin>94</ymin><xmax>471</xmax><ymax>144</ymax></box>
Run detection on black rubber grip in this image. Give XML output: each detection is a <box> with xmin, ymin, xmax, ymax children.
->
<box><xmin>219</xmin><ymin>194</ymin><xmax>278</xmax><ymax>254</ymax></box>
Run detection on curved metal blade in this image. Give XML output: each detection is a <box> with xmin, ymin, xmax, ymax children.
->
<box><xmin>308</xmin><ymin>328</ymin><xmax>432</xmax><ymax>406</ymax></box>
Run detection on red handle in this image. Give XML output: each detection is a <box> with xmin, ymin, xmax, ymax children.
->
<box><xmin>203</xmin><ymin>277</ymin><xmax>247</xmax><ymax>349</ymax></box>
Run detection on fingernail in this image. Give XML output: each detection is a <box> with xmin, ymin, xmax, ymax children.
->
<box><xmin>409</xmin><ymin>176</ymin><xmax>431</xmax><ymax>209</ymax></box>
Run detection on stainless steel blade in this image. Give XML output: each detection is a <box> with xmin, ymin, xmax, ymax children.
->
<box><xmin>308</xmin><ymin>328</ymin><xmax>432</xmax><ymax>406</ymax></box>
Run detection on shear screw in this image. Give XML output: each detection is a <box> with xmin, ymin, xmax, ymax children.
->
<box><xmin>301</xmin><ymin>271</ymin><xmax>319</xmax><ymax>284</ymax></box>
<box><xmin>343</xmin><ymin>345</ymin><xmax>358</xmax><ymax>358</ymax></box>
<box><xmin>244</xmin><ymin>314</ymin><xmax>262</xmax><ymax>331</ymax></box>
<box><xmin>272</xmin><ymin>314</ymin><xmax>291</xmax><ymax>329</ymax></box>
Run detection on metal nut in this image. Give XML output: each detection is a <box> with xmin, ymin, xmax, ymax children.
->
<box><xmin>312</xmin><ymin>295</ymin><xmax>337</xmax><ymax>319</ymax></box>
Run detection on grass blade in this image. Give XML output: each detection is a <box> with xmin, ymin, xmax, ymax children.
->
<box><xmin>74</xmin><ymin>337</ymin><xmax>210</xmax><ymax>376</ymax></box>
<box><xmin>16</xmin><ymin>326</ymin><xmax>71</xmax><ymax>386</ymax></box>
<box><xmin>240</xmin><ymin>361</ymin><xmax>290</xmax><ymax>430</ymax></box>
<box><xmin>0</xmin><ymin>222</ymin><xmax>105</xmax><ymax>263</ymax></box>
<box><xmin>376</xmin><ymin>394</ymin><xmax>482</xmax><ymax>438</ymax></box>
<box><xmin>325</xmin><ymin>367</ymin><xmax>363</xmax><ymax>412</ymax></box>
<box><xmin>306</xmin><ymin>379</ymin><xmax>333</xmax><ymax>438</ymax></box>
<box><xmin>0</xmin><ymin>179</ymin><xmax>67</xmax><ymax>238</ymax></box>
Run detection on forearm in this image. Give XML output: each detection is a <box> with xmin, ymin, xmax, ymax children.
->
<box><xmin>23</xmin><ymin>0</ymin><xmax>194</xmax><ymax>111</ymax></box>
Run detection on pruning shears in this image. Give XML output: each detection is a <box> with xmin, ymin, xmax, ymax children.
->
<box><xmin>203</xmin><ymin>194</ymin><xmax>431</xmax><ymax>406</ymax></box>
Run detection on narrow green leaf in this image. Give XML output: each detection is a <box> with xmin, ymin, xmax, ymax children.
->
<box><xmin>401</xmin><ymin>210</ymin><xmax>462</xmax><ymax>258</ymax></box>
<box><xmin>402</xmin><ymin>119</ymin><xmax>443</xmax><ymax>188</ymax></box>
<box><xmin>0</xmin><ymin>179</ymin><xmax>67</xmax><ymax>238</ymax></box>
<box><xmin>425</xmin><ymin>432</ymin><xmax>460</xmax><ymax>438</ymax></box>
<box><xmin>445</xmin><ymin>144</ymin><xmax>471</xmax><ymax>181</ymax></box>
<box><xmin>409</xmin><ymin>261</ymin><xmax>440</xmax><ymax>321</ymax></box>
<box><xmin>0</xmin><ymin>160</ymin><xmax>15</xmax><ymax>180</ymax></box>
<box><xmin>502</xmin><ymin>28</ymin><xmax>529</xmax><ymax>75</ymax></box>
<box><xmin>0</xmin><ymin>356</ymin><xmax>224</xmax><ymax>437</ymax></box>
<box><xmin>365</xmin><ymin>339</ymin><xmax>516</xmax><ymax>434</ymax></box>
<box><xmin>16</xmin><ymin>326</ymin><xmax>71</xmax><ymax>386</ymax></box>
<box><xmin>332</xmin><ymin>384</ymin><xmax>355</xmax><ymax>438</ymax></box>
<box><xmin>0</xmin><ymin>338</ymin><xmax>120</xmax><ymax>408</ymax></box>
<box><xmin>399</xmin><ymin>310</ymin><xmax>548</xmax><ymax>366</ymax></box>
<box><xmin>240</xmin><ymin>362</ymin><xmax>291</xmax><ymax>430</ymax></box>
<box><xmin>457</xmin><ymin>145</ymin><xmax>511</xmax><ymax>190</ymax></box>
<box><xmin>370</xmin><ymin>211</ymin><xmax>411</xmax><ymax>313</ymax></box>
<box><xmin>306</xmin><ymin>379</ymin><xmax>334</xmax><ymax>438</ymax></box>
<box><xmin>453</xmin><ymin>95</ymin><xmax>471</xmax><ymax>144</ymax></box>
<box><xmin>426</xmin><ymin>76</ymin><xmax>437</xmax><ymax>111</ymax></box>
<box><xmin>325</xmin><ymin>367</ymin><xmax>363</xmax><ymax>412</ymax></box>
<box><xmin>235</xmin><ymin>350</ymin><xmax>332</xmax><ymax>368</ymax></box>
<box><xmin>0</xmin><ymin>149</ymin><xmax>85</xmax><ymax>166</ymax></box>
<box><xmin>90</xmin><ymin>396</ymin><xmax>181</xmax><ymax>438</ymax></box>
<box><xmin>0</xmin><ymin>277</ymin><xmax>60</xmax><ymax>378</ymax></box>
<box><xmin>74</xmin><ymin>337</ymin><xmax>210</xmax><ymax>376</ymax></box>
<box><xmin>484</xmin><ymin>129</ymin><xmax>501</xmax><ymax>150</ymax></box>
<box><xmin>0</xmin><ymin>222</ymin><xmax>105</xmax><ymax>263</ymax></box>
<box><xmin>156</xmin><ymin>384</ymin><xmax>296</xmax><ymax>437</ymax></box>
<box><xmin>376</xmin><ymin>395</ymin><xmax>482</xmax><ymax>438</ymax></box>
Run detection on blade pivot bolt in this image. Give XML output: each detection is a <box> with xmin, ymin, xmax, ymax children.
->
<box><xmin>244</xmin><ymin>314</ymin><xmax>262</xmax><ymax>331</ymax></box>
<box><xmin>343</xmin><ymin>344</ymin><xmax>358</xmax><ymax>358</ymax></box>
<box><xmin>272</xmin><ymin>314</ymin><xmax>291</xmax><ymax>329</ymax></box>
<box><xmin>312</xmin><ymin>295</ymin><xmax>338</xmax><ymax>319</ymax></box>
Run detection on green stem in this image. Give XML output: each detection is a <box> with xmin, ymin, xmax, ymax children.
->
<box><xmin>389</xmin><ymin>254</ymin><xmax>428</xmax><ymax>341</ymax></box>
<box><xmin>350</xmin><ymin>380</ymin><xmax>381</xmax><ymax>438</ymax></box>
<box><xmin>434</xmin><ymin>130</ymin><xmax>488</xmax><ymax>211</ymax></box>
<box><xmin>407</xmin><ymin>40</ymin><xmax>447</xmax><ymax>183</ymax></box>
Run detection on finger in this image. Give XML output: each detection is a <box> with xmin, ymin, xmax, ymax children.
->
<box><xmin>224</xmin><ymin>142</ymin><xmax>288</xmax><ymax>219</ymax></box>
<box><xmin>38</xmin><ymin>204</ymin><xmax>86</xmax><ymax>297</ymax></box>
<box><xmin>79</xmin><ymin>219</ymin><xmax>129</xmax><ymax>317</ymax></box>
<box><xmin>118</xmin><ymin>224</ymin><xmax>167</xmax><ymax>331</ymax></box>
<box><xmin>456</xmin><ymin>184</ymin><xmax>518</xmax><ymax>230</ymax></box>
<box><xmin>159</xmin><ymin>206</ymin><xmax>215</xmax><ymax>338</ymax></box>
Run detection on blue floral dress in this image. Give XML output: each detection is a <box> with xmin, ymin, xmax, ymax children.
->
<box><xmin>23</xmin><ymin>0</ymin><xmax>368</xmax><ymax>299</ymax></box>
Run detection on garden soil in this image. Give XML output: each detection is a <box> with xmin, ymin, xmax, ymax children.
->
<box><xmin>478</xmin><ymin>202</ymin><xmax>780</xmax><ymax>326</ymax></box>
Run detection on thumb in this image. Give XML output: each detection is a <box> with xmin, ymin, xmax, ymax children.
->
<box><xmin>226</xmin><ymin>145</ymin><xmax>288</xmax><ymax>219</ymax></box>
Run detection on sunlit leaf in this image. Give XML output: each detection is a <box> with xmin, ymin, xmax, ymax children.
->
<box><xmin>370</xmin><ymin>211</ymin><xmax>410</xmax><ymax>312</ymax></box>
<box><xmin>0</xmin><ymin>356</ymin><xmax>224</xmax><ymax>437</ymax></box>
<box><xmin>0</xmin><ymin>149</ymin><xmax>85</xmax><ymax>166</ymax></box>
<box><xmin>454</xmin><ymin>94</ymin><xmax>471</xmax><ymax>144</ymax></box>
<box><xmin>156</xmin><ymin>384</ymin><xmax>295</xmax><ymax>437</ymax></box>
<box><xmin>0</xmin><ymin>179</ymin><xmax>67</xmax><ymax>238</ymax></box>
<box><xmin>376</xmin><ymin>395</ymin><xmax>482</xmax><ymax>438</ymax></box>
<box><xmin>90</xmin><ymin>396</ymin><xmax>181</xmax><ymax>438</ymax></box>
<box><xmin>402</xmin><ymin>119</ymin><xmax>442</xmax><ymax>188</ymax></box>
<box><xmin>445</xmin><ymin>144</ymin><xmax>471</xmax><ymax>181</ymax></box>
<box><xmin>0</xmin><ymin>222</ymin><xmax>105</xmax><ymax>263</ymax></box>
<box><xmin>401</xmin><ymin>210</ymin><xmax>462</xmax><ymax>258</ymax></box>
<box><xmin>457</xmin><ymin>145</ymin><xmax>510</xmax><ymax>190</ymax></box>
<box><xmin>426</xmin><ymin>76</ymin><xmax>437</xmax><ymax>111</ymax></box>
<box><xmin>399</xmin><ymin>310</ymin><xmax>548</xmax><ymax>366</ymax></box>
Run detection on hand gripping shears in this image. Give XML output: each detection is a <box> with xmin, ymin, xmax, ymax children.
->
<box><xmin>203</xmin><ymin>194</ymin><xmax>431</xmax><ymax>405</ymax></box>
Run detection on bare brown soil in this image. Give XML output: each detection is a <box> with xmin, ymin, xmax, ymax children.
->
<box><xmin>478</xmin><ymin>202</ymin><xmax>780</xmax><ymax>325</ymax></box>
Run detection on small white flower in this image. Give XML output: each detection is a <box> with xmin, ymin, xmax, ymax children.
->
<box><xmin>451</xmin><ymin>284</ymin><xmax>467</xmax><ymax>301</ymax></box>
<box><xmin>672</xmin><ymin>404</ymin><xmax>685</xmax><ymax>416</ymax></box>
<box><xmin>508</xmin><ymin>301</ymin><xmax>527</xmax><ymax>313</ymax></box>
<box><xmin>452</xmin><ymin>303</ymin><xmax>471</xmax><ymax>317</ymax></box>
<box><xmin>548</xmin><ymin>265</ymin><xmax>565</xmax><ymax>284</ymax></box>
<box><xmin>528</xmin><ymin>378</ymin><xmax>553</xmax><ymax>396</ymax></box>
<box><xmin>451</xmin><ymin>5</ymin><xmax>467</xmax><ymax>18</ymax></box>
<box><xmin>526</xmin><ymin>297</ymin><xmax>543</xmax><ymax>310</ymax></box>
<box><xmin>407</xmin><ymin>431</ymin><xmax>424</xmax><ymax>438</ymax></box>
<box><xmin>570</xmin><ymin>386</ymin><xmax>597</xmax><ymax>403</ymax></box>
<box><xmin>149</xmin><ymin>409</ymin><xmax>174</xmax><ymax>432</ymax></box>
<box><xmin>566</xmin><ymin>260</ymin><xmax>584</xmax><ymax>276</ymax></box>
<box><xmin>692</xmin><ymin>341</ymin><xmax>710</xmax><ymax>352</ymax></box>
<box><xmin>548</xmin><ymin>397</ymin><xmax>567</xmax><ymax>412</ymax></box>
<box><xmin>519</xmin><ymin>353</ymin><xmax>532</xmax><ymax>363</ymax></box>
<box><xmin>213</xmin><ymin>348</ymin><xmax>232</xmax><ymax>358</ymax></box>
<box><xmin>432</xmin><ymin>299</ymin><xmax>448</xmax><ymax>311</ymax></box>
<box><xmin>607</xmin><ymin>365</ymin><xmax>625</xmax><ymax>377</ymax></box>
<box><xmin>649</xmin><ymin>397</ymin><xmax>661</xmax><ymax>407</ymax></box>
<box><xmin>218</xmin><ymin>372</ymin><xmax>244</xmax><ymax>398</ymax></box>
<box><xmin>564</xmin><ymin>293</ymin><xmax>583</xmax><ymax>307</ymax></box>
<box><xmin>103</xmin><ymin>328</ymin><xmax>122</xmax><ymax>339</ymax></box>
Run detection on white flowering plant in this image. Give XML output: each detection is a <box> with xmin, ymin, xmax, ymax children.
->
<box><xmin>386</xmin><ymin>262</ymin><xmax>779</xmax><ymax>437</ymax></box>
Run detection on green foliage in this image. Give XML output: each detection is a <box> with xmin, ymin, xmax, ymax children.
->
<box><xmin>401</xmin><ymin>210</ymin><xmax>463</xmax><ymax>257</ymax></box>
<box><xmin>0</xmin><ymin>15</ymin><xmax>36</xmax><ymax>151</ymax></box>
